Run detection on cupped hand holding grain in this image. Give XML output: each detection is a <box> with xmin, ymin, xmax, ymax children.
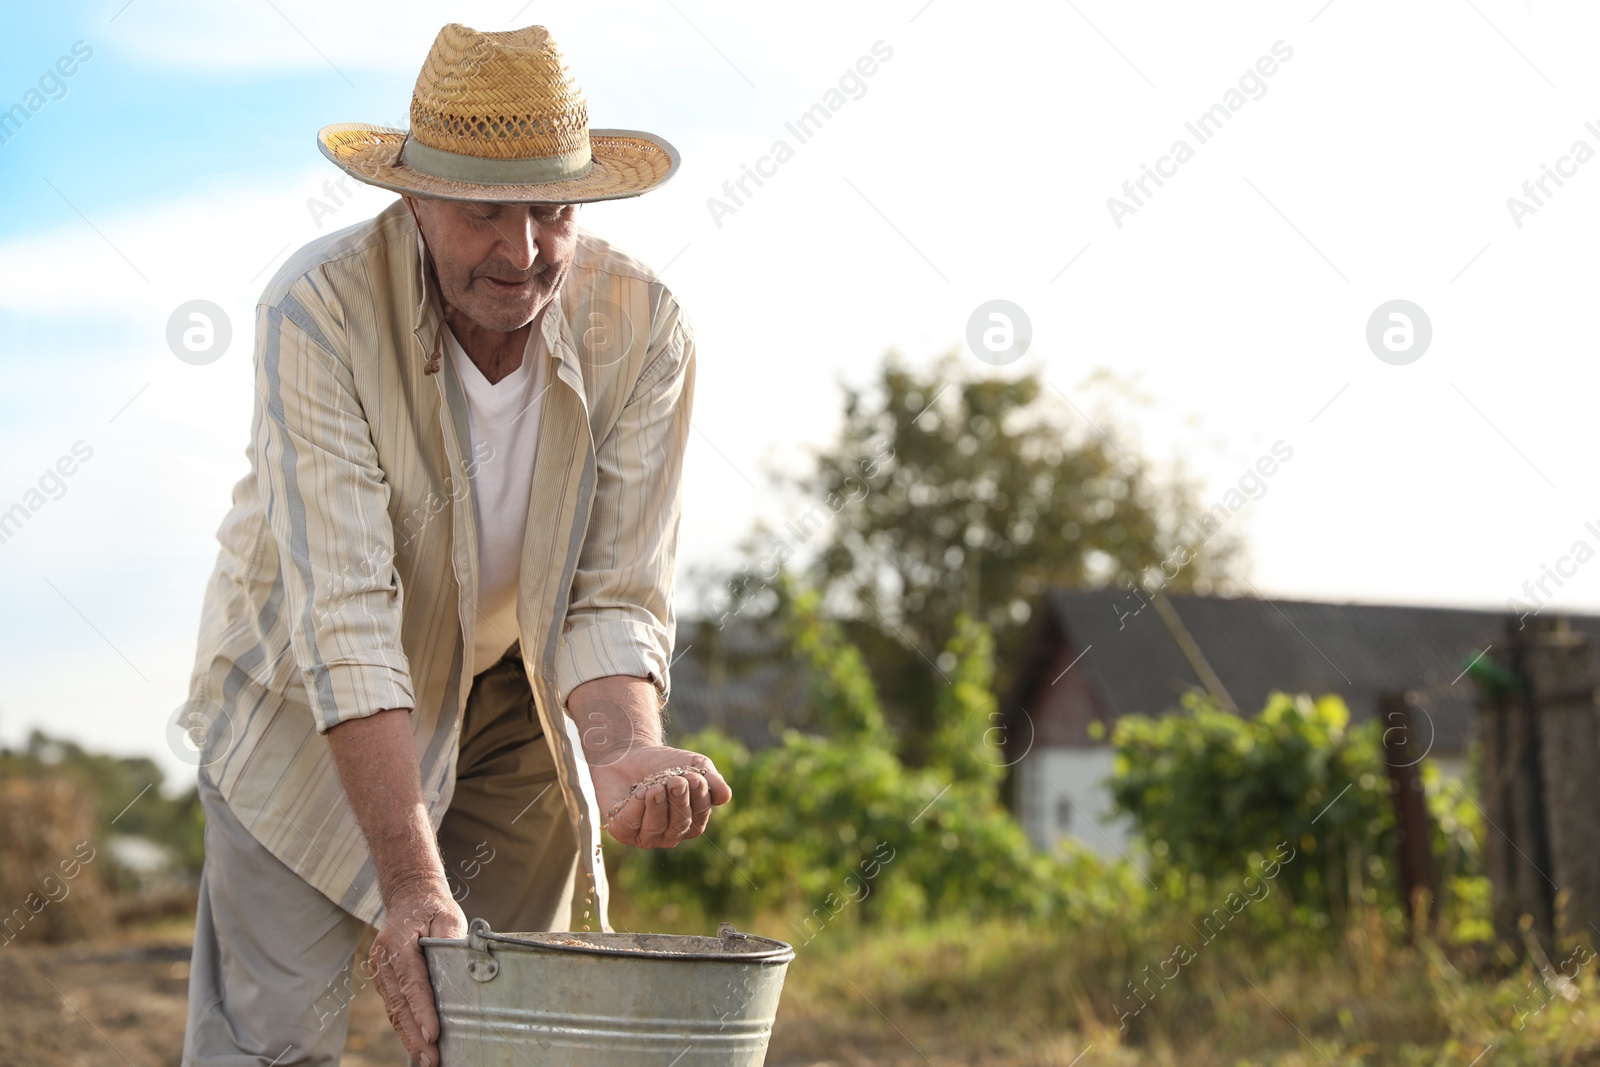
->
<box><xmin>569</xmin><ymin>675</ymin><xmax>732</xmax><ymax>848</ymax></box>
<box><xmin>592</xmin><ymin>745</ymin><xmax>731</xmax><ymax>848</ymax></box>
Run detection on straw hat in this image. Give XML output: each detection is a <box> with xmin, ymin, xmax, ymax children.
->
<box><xmin>317</xmin><ymin>24</ymin><xmax>679</xmax><ymax>204</ymax></box>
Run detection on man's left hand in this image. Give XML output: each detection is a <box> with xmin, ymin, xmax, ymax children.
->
<box><xmin>591</xmin><ymin>745</ymin><xmax>731</xmax><ymax>848</ymax></box>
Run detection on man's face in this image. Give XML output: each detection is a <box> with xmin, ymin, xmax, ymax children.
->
<box><xmin>405</xmin><ymin>197</ymin><xmax>580</xmax><ymax>333</ymax></box>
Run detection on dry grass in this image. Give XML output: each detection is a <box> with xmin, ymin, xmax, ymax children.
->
<box><xmin>0</xmin><ymin>776</ymin><xmax>114</xmax><ymax>945</ymax></box>
<box><xmin>608</xmin><ymin>894</ymin><xmax>1600</xmax><ymax>1066</ymax></box>
<box><xmin>757</xmin><ymin>913</ymin><xmax>1600</xmax><ymax>1066</ymax></box>
<box><xmin>1</xmin><ymin>893</ymin><xmax>1595</xmax><ymax>1064</ymax></box>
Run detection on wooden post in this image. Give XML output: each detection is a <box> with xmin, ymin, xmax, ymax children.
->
<box><xmin>1478</xmin><ymin>621</ymin><xmax>1556</xmax><ymax>952</ymax></box>
<box><xmin>1527</xmin><ymin>622</ymin><xmax>1600</xmax><ymax>945</ymax></box>
<box><xmin>1380</xmin><ymin>690</ymin><xmax>1437</xmax><ymax>932</ymax></box>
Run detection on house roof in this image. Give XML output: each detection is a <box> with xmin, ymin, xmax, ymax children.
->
<box><xmin>1002</xmin><ymin>590</ymin><xmax>1600</xmax><ymax>756</ymax></box>
<box><xmin>662</xmin><ymin>618</ymin><xmax>812</xmax><ymax>750</ymax></box>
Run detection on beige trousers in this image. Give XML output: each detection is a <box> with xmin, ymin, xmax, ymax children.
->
<box><xmin>181</xmin><ymin>649</ymin><xmax>578</xmax><ymax>1066</ymax></box>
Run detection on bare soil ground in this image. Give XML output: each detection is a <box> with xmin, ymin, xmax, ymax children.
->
<box><xmin>0</xmin><ymin>929</ymin><xmax>411</xmax><ymax>1066</ymax></box>
<box><xmin>0</xmin><ymin>923</ymin><xmax>868</xmax><ymax>1066</ymax></box>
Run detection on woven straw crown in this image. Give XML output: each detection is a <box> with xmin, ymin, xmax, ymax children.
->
<box><xmin>317</xmin><ymin>23</ymin><xmax>678</xmax><ymax>203</ymax></box>
<box><xmin>410</xmin><ymin>25</ymin><xmax>589</xmax><ymax>163</ymax></box>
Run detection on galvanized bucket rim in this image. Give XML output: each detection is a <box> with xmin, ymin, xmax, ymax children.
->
<box><xmin>422</xmin><ymin>920</ymin><xmax>796</xmax><ymax>964</ymax></box>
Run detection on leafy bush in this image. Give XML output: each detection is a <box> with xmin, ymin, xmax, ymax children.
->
<box><xmin>1108</xmin><ymin>691</ymin><xmax>1398</xmax><ymax>922</ymax></box>
<box><xmin>1422</xmin><ymin>757</ymin><xmax>1492</xmax><ymax>944</ymax></box>
<box><xmin>611</xmin><ymin>586</ymin><xmax>1076</xmax><ymax>931</ymax></box>
<box><xmin>621</xmin><ymin>586</ymin><xmax>1491</xmax><ymax>947</ymax></box>
<box><xmin>926</xmin><ymin>614</ymin><xmax>1006</xmax><ymax>792</ymax></box>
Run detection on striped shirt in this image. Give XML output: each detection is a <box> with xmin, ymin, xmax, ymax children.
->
<box><xmin>183</xmin><ymin>199</ymin><xmax>694</xmax><ymax>927</ymax></box>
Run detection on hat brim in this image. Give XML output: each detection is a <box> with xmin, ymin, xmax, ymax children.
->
<box><xmin>317</xmin><ymin>123</ymin><xmax>679</xmax><ymax>204</ymax></box>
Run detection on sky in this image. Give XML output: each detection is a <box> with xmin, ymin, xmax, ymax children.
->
<box><xmin>1</xmin><ymin>0</ymin><xmax>1598</xmax><ymax>787</ymax></box>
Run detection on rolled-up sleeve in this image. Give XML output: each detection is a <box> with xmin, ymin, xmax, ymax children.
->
<box><xmin>254</xmin><ymin>284</ymin><xmax>414</xmax><ymax>733</ymax></box>
<box><xmin>555</xmin><ymin>289</ymin><xmax>695</xmax><ymax>710</ymax></box>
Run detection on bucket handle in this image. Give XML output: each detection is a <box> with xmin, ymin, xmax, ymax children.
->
<box><xmin>466</xmin><ymin>917</ymin><xmax>500</xmax><ymax>983</ymax></box>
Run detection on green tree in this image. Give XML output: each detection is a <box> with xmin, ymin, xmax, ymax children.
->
<box><xmin>710</xmin><ymin>354</ymin><xmax>1239</xmax><ymax>757</ymax></box>
<box><xmin>782</xmin><ymin>580</ymin><xmax>890</xmax><ymax>748</ymax></box>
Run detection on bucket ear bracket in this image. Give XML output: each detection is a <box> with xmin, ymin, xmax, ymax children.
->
<box><xmin>467</xmin><ymin>917</ymin><xmax>500</xmax><ymax>982</ymax></box>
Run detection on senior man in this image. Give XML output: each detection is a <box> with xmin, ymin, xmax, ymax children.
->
<box><xmin>179</xmin><ymin>24</ymin><xmax>727</xmax><ymax>1067</ymax></box>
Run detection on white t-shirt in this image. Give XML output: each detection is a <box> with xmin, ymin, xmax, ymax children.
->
<box><xmin>442</xmin><ymin>321</ymin><xmax>548</xmax><ymax>678</ymax></box>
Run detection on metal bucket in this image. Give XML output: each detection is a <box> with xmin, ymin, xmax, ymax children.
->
<box><xmin>422</xmin><ymin>918</ymin><xmax>794</xmax><ymax>1065</ymax></box>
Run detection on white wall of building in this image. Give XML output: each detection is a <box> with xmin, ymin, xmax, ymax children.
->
<box><xmin>1015</xmin><ymin>746</ymin><xmax>1134</xmax><ymax>859</ymax></box>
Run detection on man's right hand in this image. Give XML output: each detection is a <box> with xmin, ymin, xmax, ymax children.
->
<box><xmin>370</xmin><ymin>878</ymin><xmax>468</xmax><ymax>1067</ymax></box>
